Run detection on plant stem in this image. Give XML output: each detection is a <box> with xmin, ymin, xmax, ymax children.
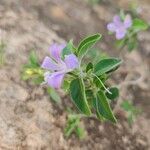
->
<box><xmin>92</xmin><ymin>73</ymin><xmax>112</xmax><ymax>94</ymax></box>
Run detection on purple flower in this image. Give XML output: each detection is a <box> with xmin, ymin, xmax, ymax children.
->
<box><xmin>41</xmin><ymin>43</ymin><xmax>79</xmax><ymax>89</ymax></box>
<box><xmin>107</xmin><ymin>15</ymin><xmax>132</xmax><ymax>40</ymax></box>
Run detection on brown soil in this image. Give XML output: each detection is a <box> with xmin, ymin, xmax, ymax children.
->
<box><xmin>0</xmin><ymin>0</ymin><xmax>149</xmax><ymax>149</ymax></box>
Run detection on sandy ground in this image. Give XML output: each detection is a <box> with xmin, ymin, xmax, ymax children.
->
<box><xmin>0</xmin><ymin>0</ymin><xmax>149</xmax><ymax>149</ymax></box>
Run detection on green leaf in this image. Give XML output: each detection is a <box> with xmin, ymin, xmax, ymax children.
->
<box><xmin>47</xmin><ymin>87</ymin><xmax>61</xmax><ymax>103</ymax></box>
<box><xmin>94</xmin><ymin>58</ymin><xmax>122</xmax><ymax>76</ymax></box>
<box><xmin>70</xmin><ymin>78</ymin><xmax>91</xmax><ymax>115</ymax></box>
<box><xmin>127</xmin><ymin>38</ymin><xmax>138</xmax><ymax>51</ymax></box>
<box><xmin>105</xmin><ymin>87</ymin><xmax>119</xmax><ymax>100</ymax></box>
<box><xmin>64</xmin><ymin>114</ymin><xmax>80</xmax><ymax>138</ymax></box>
<box><xmin>21</xmin><ymin>67</ymin><xmax>44</xmax><ymax>84</ymax></box>
<box><xmin>133</xmin><ymin>18</ymin><xmax>149</xmax><ymax>31</ymax></box>
<box><xmin>85</xmin><ymin>90</ymin><xmax>95</xmax><ymax>108</ymax></box>
<box><xmin>29</xmin><ymin>51</ymin><xmax>39</xmax><ymax>67</ymax></box>
<box><xmin>77</xmin><ymin>34</ymin><xmax>102</xmax><ymax>58</ymax></box>
<box><xmin>121</xmin><ymin>100</ymin><xmax>133</xmax><ymax>111</ymax></box>
<box><xmin>94</xmin><ymin>91</ymin><xmax>117</xmax><ymax>123</ymax></box>
<box><xmin>62</xmin><ymin>80</ymin><xmax>70</xmax><ymax>92</ymax></box>
<box><xmin>86</xmin><ymin>62</ymin><xmax>93</xmax><ymax>72</ymax></box>
<box><xmin>32</xmin><ymin>75</ymin><xmax>44</xmax><ymax>84</ymax></box>
<box><xmin>93</xmin><ymin>76</ymin><xmax>103</xmax><ymax>89</ymax></box>
<box><xmin>121</xmin><ymin>100</ymin><xmax>141</xmax><ymax>125</ymax></box>
<box><xmin>86</xmin><ymin>90</ymin><xmax>94</xmax><ymax>99</ymax></box>
<box><xmin>62</xmin><ymin>40</ymin><xmax>76</xmax><ymax>58</ymax></box>
<box><xmin>115</xmin><ymin>38</ymin><xmax>127</xmax><ymax>48</ymax></box>
<box><xmin>75</xmin><ymin>126</ymin><xmax>86</xmax><ymax>140</ymax></box>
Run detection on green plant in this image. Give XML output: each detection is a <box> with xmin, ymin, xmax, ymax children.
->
<box><xmin>121</xmin><ymin>100</ymin><xmax>141</xmax><ymax>125</ymax></box>
<box><xmin>22</xmin><ymin>51</ymin><xmax>44</xmax><ymax>83</ymax></box>
<box><xmin>64</xmin><ymin>111</ymin><xmax>86</xmax><ymax>139</ymax></box>
<box><xmin>41</xmin><ymin>34</ymin><xmax>122</xmax><ymax>123</ymax></box>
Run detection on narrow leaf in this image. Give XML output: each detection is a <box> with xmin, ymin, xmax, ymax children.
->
<box><xmin>29</xmin><ymin>51</ymin><xmax>39</xmax><ymax>67</ymax></box>
<box><xmin>94</xmin><ymin>58</ymin><xmax>122</xmax><ymax>76</ymax></box>
<box><xmin>133</xmin><ymin>18</ymin><xmax>149</xmax><ymax>31</ymax></box>
<box><xmin>47</xmin><ymin>87</ymin><xmax>61</xmax><ymax>103</ymax></box>
<box><xmin>77</xmin><ymin>34</ymin><xmax>102</xmax><ymax>58</ymax></box>
<box><xmin>94</xmin><ymin>91</ymin><xmax>117</xmax><ymax>123</ymax></box>
<box><xmin>70</xmin><ymin>78</ymin><xmax>91</xmax><ymax>115</ymax></box>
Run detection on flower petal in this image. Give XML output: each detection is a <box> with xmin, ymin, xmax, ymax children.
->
<box><xmin>41</xmin><ymin>56</ymin><xmax>59</xmax><ymax>71</ymax></box>
<box><xmin>46</xmin><ymin>72</ymin><xmax>65</xmax><ymax>89</ymax></box>
<box><xmin>49</xmin><ymin>43</ymin><xmax>66</xmax><ymax>61</ymax></box>
<box><xmin>64</xmin><ymin>54</ymin><xmax>79</xmax><ymax>70</ymax></box>
<box><xmin>116</xmin><ymin>28</ymin><xmax>126</xmax><ymax>40</ymax></box>
<box><xmin>107</xmin><ymin>23</ymin><xmax>116</xmax><ymax>32</ymax></box>
<box><xmin>113</xmin><ymin>15</ymin><xmax>122</xmax><ymax>27</ymax></box>
<box><xmin>124</xmin><ymin>15</ymin><xmax>132</xmax><ymax>28</ymax></box>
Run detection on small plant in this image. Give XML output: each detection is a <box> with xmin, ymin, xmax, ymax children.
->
<box><xmin>121</xmin><ymin>100</ymin><xmax>141</xmax><ymax>125</ymax></box>
<box><xmin>64</xmin><ymin>111</ymin><xmax>86</xmax><ymax>139</ymax></box>
<box><xmin>0</xmin><ymin>41</ymin><xmax>6</xmax><ymax>66</ymax></box>
<box><xmin>107</xmin><ymin>11</ymin><xmax>149</xmax><ymax>51</ymax></box>
<box><xmin>41</xmin><ymin>34</ymin><xmax>122</xmax><ymax>123</ymax></box>
<box><xmin>22</xmin><ymin>51</ymin><xmax>44</xmax><ymax>84</ymax></box>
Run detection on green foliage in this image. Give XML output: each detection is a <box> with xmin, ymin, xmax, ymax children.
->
<box><xmin>121</xmin><ymin>100</ymin><xmax>141</xmax><ymax>125</ymax></box>
<box><xmin>47</xmin><ymin>87</ymin><xmax>61</xmax><ymax>104</ymax></box>
<box><xmin>23</xmin><ymin>34</ymin><xmax>122</xmax><ymax>124</ymax></box>
<box><xmin>77</xmin><ymin>34</ymin><xmax>102</xmax><ymax>58</ymax></box>
<box><xmin>127</xmin><ymin>37</ymin><xmax>138</xmax><ymax>52</ymax></box>
<box><xmin>85</xmin><ymin>48</ymin><xmax>108</xmax><ymax>64</ymax></box>
<box><xmin>70</xmin><ymin>78</ymin><xmax>91</xmax><ymax>115</ymax></box>
<box><xmin>0</xmin><ymin>41</ymin><xmax>6</xmax><ymax>66</ymax></box>
<box><xmin>75</xmin><ymin>126</ymin><xmax>86</xmax><ymax>139</ymax></box>
<box><xmin>64</xmin><ymin>113</ymin><xmax>86</xmax><ymax>139</ymax></box>
<box><xmin>68</xmin><ymin>34</ymin><xmax>122</xmax><ymax>123</ymax></box>
<box><xmin>94</xmin><ymin>91</ymin><xmax>117</xmax><ymax>123</ymax></box>
<box><xmin>132</xmin><ymin>18</ymin><xmax>149</xmax><ymax>31</ymax></box>
<box><xmin>22</xmin><ymin>51</ymin><xmax>44</xmax><ymax>84</ymax></box>
<box><xmin>86</xmin><ymin>62</ymin><xmax>93</xmax><ymax>72</ymax></box>
<box><xmin>62</xmin><ymin>40</ymin><xmax>76</xmax><ymax>58</ymax></box>
<box><xmin>94</xmin><ymin>58</ymin><xmax>122</xmax><ymax>76</ymax></box>
<box><xmin>105</xmin><ymin>87</ymin><xmax>119</xmax><ymax>100</ymax></box>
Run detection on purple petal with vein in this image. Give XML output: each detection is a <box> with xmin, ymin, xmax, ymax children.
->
<box><xmin>64</xmin><ymin>54</ymin><xmax>79</xmax><ymax>70</ymax></box>
<box><xmin>41</xmin><ymin>56</ymin><xmax>59</xmax><ymax>71</ymax></box>
<box><xmin>124</xmin><ymin>15</ymin><xmax>132</xmax><ymax>28</ymax></box>
<box><xmin>49</xmin><ymin>43</ymin><xmax>66</xmax><ymax>61</ymax></box>
<box><xmin>107</xmin><ymin>23</ymin><xmax>116</xmax><ymax>32</ymax></box>
<box><xmin>116</xmin><ymin>28</ymin><xmax>126</xmax><ymax>39</ymax></box>
<box><xmin>113</xmin><ymin>15</ymin><xmax>122</xmax><ymax>27</ymax></box>
<box><xmin>46</xmin><ymin>72</ymin><xmax>65</xmax><ymax>89</ymax></box>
